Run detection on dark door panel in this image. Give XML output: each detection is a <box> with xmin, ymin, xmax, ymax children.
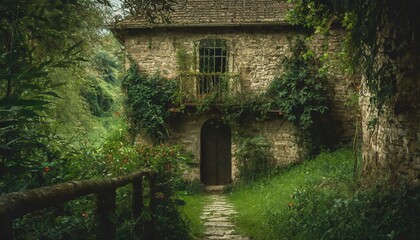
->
<box><xmin>201</xmin><ymin>119</ymin><xmax>231</xmax><ymax>185</ymax></box>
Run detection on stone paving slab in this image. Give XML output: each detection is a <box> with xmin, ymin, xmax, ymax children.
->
<box><xmin>197</xmin><ymin>194</ymin><xmax>248</xmax><ymax>240</ymax></box>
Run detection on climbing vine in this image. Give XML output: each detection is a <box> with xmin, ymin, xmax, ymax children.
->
<box><xmin>267</xmin><ymin>37</ymin><xmax>329</xmax><ymax>130</ymax></box>
<box><xmin>122</xmin><ymin>64</ymin><xmax>178</xmax><ymax>144</ymax></box>
<box><xmin>235</xmin><ymin>136</ymin><xmax>275</xmax><ymax>182</ymax></box>
<box><xmin>267</xmin><ymin>37</ymin><xmax>336</xmax><ymax>157</ymax></box>
<box><xmin>287</xmin><ymin>0</ymin><xmax>419</xmax><ymax>109</ymax></box>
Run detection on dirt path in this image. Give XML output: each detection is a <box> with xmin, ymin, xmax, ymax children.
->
<box><xmin>198</xmin><ymin>194</ymin><xmax>248</xmax><ymax>240</ymax></box>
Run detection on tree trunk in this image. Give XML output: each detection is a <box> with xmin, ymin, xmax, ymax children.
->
<box><xmin>360</xmin><ymin>42</ymin><xmax>420</xmax><ymax>185</ymax></box>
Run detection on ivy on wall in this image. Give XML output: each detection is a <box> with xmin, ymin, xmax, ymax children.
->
<box><xmin>124</xmin><ymin>37</ymin><xmax>336</xmax><ymax>154</ymax></box>
<box><xmin>267</xmin><ymin>37</ymin><xmax>329</xmax><ymax>130</ymax></box>
<box><xmin>122</xmin><ymin>64</ymin><xmax>178</xmax><ymax>144</ymax></box>
<box><xmin>267</xmin><ymin>37</ymin><xmax>336</xmax><ymax>157</ymax></box>
<box><xmin>287</xmin><ymin>0</ymin><xmax>419</xmax><ymax>110</ymax></box>
<box><xmin>235</xmin><ymin>136</ymin><xmax>275</xmax><ymax>182</ymax></box>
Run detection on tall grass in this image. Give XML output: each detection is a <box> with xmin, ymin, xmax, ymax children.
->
<box><xmin>228</xmin><ymin>147</ymin><xmax>419</xmax><ymax>239</ymax></box>
<box><xmin>180</xmin><ymin>193</ymin><xmax>207</xmax><ymax>238</ymax></box>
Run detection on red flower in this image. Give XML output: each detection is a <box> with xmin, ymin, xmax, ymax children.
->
<box><xmin>43</xmin><ymin>166</ymin><xmax>50</xmax><ymax>173</ymax></box>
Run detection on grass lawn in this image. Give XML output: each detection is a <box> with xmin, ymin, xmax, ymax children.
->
<box><xmin>179</xmin><ymin>192</ymin><xmax>208</xmax><ymax>238</ymax></box>
<box><xmin>227</xmin><ymin>147</ymin><xmax>356</xmax><ymax>239</ymax></box>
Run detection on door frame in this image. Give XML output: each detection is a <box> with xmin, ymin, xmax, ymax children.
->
<box><xmin>200</xmin><ymin>118</ymin><xmax>232</xmax><ymax>185</ymax></box>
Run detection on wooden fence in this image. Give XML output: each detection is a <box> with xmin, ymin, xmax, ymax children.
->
<box><xmin>0</xmin><ymin>169</ymin><xmax>157</xmax><ymax>240</ymax></box>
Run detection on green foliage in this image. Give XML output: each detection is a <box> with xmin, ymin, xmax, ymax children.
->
<box><xmin>91</xmin><ymin>50</ymin><xmax>121</xmax><ymax>84</ymax></box>
<box><xmin>179</xmin><ymin>193</ymin><xmax>207</xmax><ymax>238</ymax></box>
<box><xmin>221</xmin><ymin>94</ymin><xmax>272</xmax><ymax>124</ymax></box>
<box><xmin>96</xmin><ymin>130</ymin><xmax>191</xmax><ymax>239</ymax></box>
<box><xmin>267</xmin><ymin>37</ymin><xmax>337</xmax><ymax>157</ymax></box>
<box><xmin>120</xmin><ymin>0</ymin><xmax>177</xmax><ymax>23</ymax></box>
<box><xmin>267</xmin><ymin>37</ymin><xmax>329</xmax><ymax>130</ymax></box>
<box><xmin>287</xmin><ymin>0</ymin><xmax>419</xmax><ymax>109</ymax></box>
<box><xmin>229</xmin><ymin>147</ymin><xmax>419</xmax><ymax>239</ymax></box>
<box><xmin>235</xmin><ymin>137</ymin><xmax>275</xmax><ymax>182</ymax></box>
<box><xmin>229</xmin><ymin>148</ymin><xmax>355</xmax><ymax>239</ymax></box>
<box><xmin>283</xmin><ymin>185</ymin><xmax>420</xmax><ymax>240</ymax></box>
<box><xmin>176</xmin><ymin>48</ymin><xmax>193</xmax><ymax>72</ymax></box>
<box><xmin>12</xmin><ymin>126</ymin><xmax>192</xmax><ymax>239</ymax></box>
<box><xmin>80</xmin><ymin>76</ymin><xmax>114</xmax><ymax>116</ymax></box>
<box><xmin>14</xmin><ymin>197</ymin><xmax>96</xmax><ymax>240</ymax></box>
<box><xmin>122</xmin><ymin>64</ymin><xmax>178</xmax><ymax>144</ymax></box>
<box><xmin>0</xmin><ymin>0</ymin><xmax>111</xmax><ymax>188</ymax></box>
<box><xmin>102</xmin><ymin>141</ymin><xmax>191</xmax><ymax>239</ymax></box>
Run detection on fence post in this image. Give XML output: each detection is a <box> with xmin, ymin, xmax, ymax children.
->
<box><xmin>132</xmin><ymin>175</ymin><xmax>143</xmax><ymax>237</ymax></box>
<box><xmin>0</xmin><ymin>213</ymin><xmax>13</xmax><ymax>240</ymax></box>
<box><xmin>144</xmin><ymin>174</ymin><xmax>157</xmax><ymax>240</ymax></box>
<box><xmin>96</xmin><ymin>188</ymin><xmax>116</xmax><ymax>240</ymax></box>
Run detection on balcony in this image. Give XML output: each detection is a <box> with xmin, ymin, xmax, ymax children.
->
<box><xmin>178</xmin><ymin>72</ymin><xmax>241</xmax><ymax>103</ymax></box>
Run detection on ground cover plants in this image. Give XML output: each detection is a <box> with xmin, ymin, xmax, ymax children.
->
<box><xmin>11</xmin><ymin>127</ymin><xmax>193</xmax><ymax>239</ymax></box>
<box><xmin>179</xmin><ymin>193</ymin><xmax>208</xmax><ymax>238</ymax></box>
<box><xmin>228</xmin><ymin>147</ymin><xmax>420</xmax><ymax>240</ymax></box>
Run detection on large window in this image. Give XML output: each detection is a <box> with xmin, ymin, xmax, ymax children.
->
<box><xmin>198</xmin><ymin>39</ymin><xmax>228</xmax><ymax>94</ymax></box>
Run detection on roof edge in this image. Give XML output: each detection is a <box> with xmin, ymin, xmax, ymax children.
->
<box><xmin>107</xmin><ymin>21</ymin><xmax>291</xmax><ymax>30</ymax></box>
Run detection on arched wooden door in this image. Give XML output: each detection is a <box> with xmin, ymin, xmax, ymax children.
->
<box><xmin>200</xmin><ymin>119</ymin><xmax>231</xmax><ymax>185</ymax></box>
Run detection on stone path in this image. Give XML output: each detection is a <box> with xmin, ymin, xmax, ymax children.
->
<box><xmin>198</xmin><ymin>194</ymin><xmax>248</xmax><ymax>240</ymax></box>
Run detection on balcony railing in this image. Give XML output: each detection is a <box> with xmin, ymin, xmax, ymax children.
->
<box><xmin>178</xmin><ymin>72</ymin><xmax>240</xmax><ymax>102</ymax></box>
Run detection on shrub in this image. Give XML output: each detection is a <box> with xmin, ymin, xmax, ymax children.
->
<box><xmin>122</xmin><ymin>64</ymin><xmax>178</xmax><ymax>144</ymax></box>
<box><xmin>235</xmin><ymin>137</ymin><xmax>275</xmax><ymax>182</ymax></box>
<box><xmin>267</xmin><ymin>37</ymin><xmax>329</xmax><ymax>130</ymax></box>
<box><xmin>267</xmin><ymin>37</ymin><xmax>337</xmax><ymax>157</ymax></box>
<box><xmin>282</xmin><ymin>185</ymin><xmax>420</xmax><ymax>240</ymax></box>
<box><xmin>80</xmin><ymin>77</ymin><xmax>114</xmax><ymax>117</ymax></box>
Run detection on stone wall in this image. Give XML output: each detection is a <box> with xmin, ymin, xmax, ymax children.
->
<box><xmin>238</xmin><ymin>118</ymin><xmax>300</xmax><ymax>165</ymax></box>
<box><xmin>124</xmin><ymin>27</ymin><xmax>290</xmax><ymax>92</ymax></box>
<box><xmin>124</xmin><ymin>26</ymin><xmax>358</xmax><ymax>182</ymax></box>
<box><xmin>124</xmin><ymin>27</ymin><xmax>357</xmax><ymax>142</ymax></box>
<box><xmin>166</xmin><ymin>112</ymin><xmax>299</xmax><ymax>182</ymax></box>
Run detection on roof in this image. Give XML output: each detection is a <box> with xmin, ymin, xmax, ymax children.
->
<box><xmin>113</xmin><ymin>0</ymin><xmax>292</xmax><ymax>29</ymax></box>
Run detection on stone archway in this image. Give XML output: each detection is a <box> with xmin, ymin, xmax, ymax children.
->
<box><xmin>200</xmin><ymin>119</ymin><xmax>232</xmax><ymax>185</ymax></box>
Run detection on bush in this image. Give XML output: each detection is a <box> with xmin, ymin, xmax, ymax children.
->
<box><xmin>281</xmin><ymin>185</ymin><xmax>420</xmax><ymax>240</ymax></box>
<box><xmin>11</xmin><ymin>128</ymin><xmax>192</xmax><ymax>239</ymax></box>
<box><xmin>122</xmin><ymin>64</ymin><xmax>178</xmax><ymax>144</ymax></box>
<box><xmin>267</xmin><ymin>37</ymin><xmax>338</xmax><ymax>157</ymax></box>
<box><xmin>80</xmin><ymin>77</ymin><xmax>114</xmax><ymax>117</ymax></box>
<box><xmin>267</xmin><ymin>37</ymin><xmax>329</xmax><ymax>130</ymax></box>
<box><xmin>235</xmin><ymin>137</ymin><xmax>275</xmax><ymax>182</ymax></box>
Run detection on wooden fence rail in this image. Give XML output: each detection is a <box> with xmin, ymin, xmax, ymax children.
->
<box><xmin>0</xmin><ymin>169</ymin><xmax>156</xmax><ymax>240</ymax></box>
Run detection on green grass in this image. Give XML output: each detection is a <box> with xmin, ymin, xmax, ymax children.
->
<box><xmin>180</xmin><ymin>193</ymin><xmax>208</xmax><ymax>238</ymax></box>
<box><xmin>227</xmin><ymin>147</ymin><xmax>356</xmax><ymax>239</ymax></box>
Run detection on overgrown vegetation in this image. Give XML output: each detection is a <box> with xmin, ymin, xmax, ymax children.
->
<box><xmin>0</xmin><ymin>0</ymin><xmax>114</xmax><ymax>193</ymax></box>
<box><xmin>0</xmin><ymin>1</ymin><xmax>193</xmax><ymax>239</ymax></box>
<box><xmin>122</xmin><ymin>64</ymin><xmax>178</xmax><ymax>144</ymax></box>
<box><xmin>287</xmin><ymin>0</ymin><xmax>419</xmax><ymax>109</ymax></box>
<box><xmin>179</xmin><ymin>193</ymin><xmax>207</xmax><ymax>238</ymax></box>
<box><xmin>267</xmin><ymin>37</ymin><xmax>329</xmax><ymax>130</ymax></box>
<box><xmin>268</xmin><ymin>37</ymin><xmax>337</xmax><ymax>157</ymax></box>
<box><xmin>229</xmin><ymin>148</ymin><xmax>420</xmax><ymax>240</ymax></box>
<box><xmin>13</xmin><ymin>128</ymin><xmax>192</xmax><ymax>239</ymax></box>
<box><xmin>235</xmin><ymin>137</ymin><xmax>275</xmax><ymax>182</ymax></box>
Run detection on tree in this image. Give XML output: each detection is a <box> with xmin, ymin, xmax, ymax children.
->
<box><xmin>119</xmin><ymin>0</ymin><xmax>178</xmax><ymax>23</ymax></box>
<box><xmin>0</xmin><ymin>0</ymin><xmax>179</xmax><ymax>192</ymax></box>
<box><xmin>286</xmin><ymin>0</ymin><xmax>420</xmax><ymax>184</ymax></box>
<box><xmin>0</xmin><ymin>0</ymin><xmax>111</xmax><ymax>191</ymax></box>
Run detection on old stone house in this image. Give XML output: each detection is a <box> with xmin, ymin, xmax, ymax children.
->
<box><xmin>111</xmin><ymin>0</ymin><xmax>356</xmax><ymax>185</ymax></box>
